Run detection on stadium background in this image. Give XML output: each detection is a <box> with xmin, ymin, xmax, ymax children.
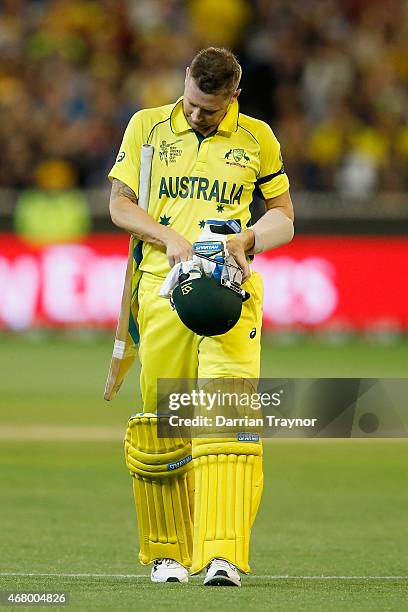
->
<box><xmin>0</xmin><ymin>1</ymin><xmax>407</xmax><ymax>610</ymax></box>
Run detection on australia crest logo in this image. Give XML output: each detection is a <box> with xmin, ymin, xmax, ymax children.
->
<box><xmin>225</xmin><ymin>148</ymin><xmax>250</xmax><ymax>168</ymax></box>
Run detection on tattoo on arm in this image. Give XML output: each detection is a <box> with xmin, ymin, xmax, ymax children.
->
<box><xmin>111</xmin><ymin>179</ymin><xmax>138</xmax><ymax>204</ymax></box>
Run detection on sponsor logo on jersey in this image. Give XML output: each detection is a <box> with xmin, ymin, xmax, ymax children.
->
<box><xmin>159</xmin><ymin>176</ymin><xmax>244</xmax><ymax>205</ymax></box>
<box><xmin>159</xmin><ymin>139</ymin><xmax>183</xmax><ymax>166</ymax></box>
<box><xmin>116</xmin><ymin>151</ymin><xmax>125</xmax><ymax>162</ymax></box>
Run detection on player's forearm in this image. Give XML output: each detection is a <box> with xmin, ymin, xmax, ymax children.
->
<box><xmin>109</xmin><ymin>179</ymin><xmax>172</xmax><ymax>247</ymax></box>
<box><xmin>227</xmin><ymin>205</ymin><xmax>294</xmax><ymax>258</ymax></box>
<box><xmin>110</xmin><ymin>195</ymin><xmax>171</xmax><ymax>248</ymax></box>
<box><xmin>250</xmin><ymin>207</ymin><xmax>294</xmax><ymax>253</ymax></box>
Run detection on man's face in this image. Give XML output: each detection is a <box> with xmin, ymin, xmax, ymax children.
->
<box><xmin>183</xmin><ymin>71</ymin><xmax>239</xmax><ymax>136</ymax></box>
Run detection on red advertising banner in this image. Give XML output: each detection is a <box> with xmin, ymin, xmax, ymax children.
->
<box><xmin>0</xmin><ymin>234</ymin><xmax>407</xmax><ymax>330</ymax></box>
<box><xmin>252</xmin><ymin>236</ymin><xmax>408</xmax><ymax>329</ymax></box>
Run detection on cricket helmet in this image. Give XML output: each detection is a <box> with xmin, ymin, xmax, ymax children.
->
<box><xmin>171</xmin><ymin>266</ymin><xmax>249</xmax><ymax>337</ymax></box>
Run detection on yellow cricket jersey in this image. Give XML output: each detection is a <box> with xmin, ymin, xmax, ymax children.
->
<box><xmin>109</xmin><ymin>97</ymin><xmax>289</xmax><ymax>277</ymax></box>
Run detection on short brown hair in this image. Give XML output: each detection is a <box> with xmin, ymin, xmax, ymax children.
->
<box><xmin>189</xmin><ymin>47</ymin><xmax>241</xmax><ymax>95</ymax></box>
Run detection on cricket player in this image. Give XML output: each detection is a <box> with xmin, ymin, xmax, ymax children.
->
<box><xmin>109</xmin><ymin>47</ymin><xmax>294</xmax><ymax>586</ymax></box>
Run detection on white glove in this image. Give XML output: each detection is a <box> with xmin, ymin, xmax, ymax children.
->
<box><xmin>159</xmin><ymin>255</ymin><xmax>217</xmax><ymax>299</ymax></box>
<box><xmin>159</xmin><ymin>222</ymin><xmax>233</xmax><ymax>299</ymax></box>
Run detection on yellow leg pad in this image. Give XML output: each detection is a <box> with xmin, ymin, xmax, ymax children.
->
<box><xmin>190</xmin><ymin>438</ymin><xmax>263</xmax><ymax>575</ymax></box>
<box><xmin>125</xmin><ymin>413</ymin><xmax>194</xmax><ymax>567</ymax></box>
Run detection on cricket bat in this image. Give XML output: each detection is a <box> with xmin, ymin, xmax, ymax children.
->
<box><xmin>104</xmin><ymin>144</ymin><xmax>154</xmax><ymax>400</ymax></box>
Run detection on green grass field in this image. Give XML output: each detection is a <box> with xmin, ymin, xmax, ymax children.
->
<box><xmin>0</xmin><ymin>336</ymin><xmax>407</xmax><ymax>611</ymax></box>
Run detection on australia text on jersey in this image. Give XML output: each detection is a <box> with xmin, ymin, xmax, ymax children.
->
<box><xmin>159</xmin><ymin>176</ymin><xmax>244</xmax><ymax>205</ymax></box>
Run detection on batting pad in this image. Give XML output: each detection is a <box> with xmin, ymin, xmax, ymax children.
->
<box><xmin>125</xmin><ymin>413</ymin><xmax>194</xmax><ymax>567</ymax></box>
<box><xmin>190</xmin><ymin>437</ymin><xmax>263</xmax><ymax>575</ymax></box>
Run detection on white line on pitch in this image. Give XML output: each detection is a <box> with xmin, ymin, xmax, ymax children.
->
<box><xmin>0</xmin><ymin>573</ymin><xmax>407</xmax><ymax>580</ymax></box>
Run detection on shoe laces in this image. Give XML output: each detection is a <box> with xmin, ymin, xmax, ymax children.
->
<box><xmin>154</xmin><ymin>558</ymin><xmax>179</xmax><ymax>568</ymax></box>
<box><xmin>209</xmin><ymin>558</ymin><xmax>237</xmax><ymax>572</ymax></box>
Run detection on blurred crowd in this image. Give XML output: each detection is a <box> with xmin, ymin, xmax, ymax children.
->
<box><xmin>0</xmin><ymin>0</ymin><xmax>407</xmax><ymax>196</ymax></box>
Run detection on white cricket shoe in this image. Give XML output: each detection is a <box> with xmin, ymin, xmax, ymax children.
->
<box><xmin>150</xmin><ymin>558</ymin><xmax>189</xmax><ymax>583</ymax></box>
<box><xmin>203</xmin><ymin>558</ymin><xmax>241</xmax><ymax>587</ymax></box>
